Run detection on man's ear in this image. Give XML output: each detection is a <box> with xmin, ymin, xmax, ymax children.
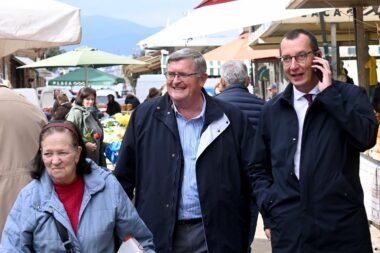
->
<box><xmin>244</xmin><ymin>77</ymin><xmax>251</xmax><ymax>87</ymax></box>
<box><xmin>220</xmin><ymin>78</ymin><xmax>227</xmax><ymax>87</ymax></box>
<box><xmin>200</xmin><ymin>73</ymin><xmax>209</xmax><ymax>87</ymax></box>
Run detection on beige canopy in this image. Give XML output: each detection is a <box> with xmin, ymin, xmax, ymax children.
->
<box><xmin>0</xmin><ymin>0</ymin><xmax>81</xmax><ymax>58</ymax></box>
<box><xmin>204</xmin><ymin>33</ymin><xmax>279</xmax><ymax>61</ymax></box>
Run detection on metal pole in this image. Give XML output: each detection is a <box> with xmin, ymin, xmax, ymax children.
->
<box><xmin>250</xmin><ymin>59</ymin><xmax>254</xmax><ymax>93</ymax></box>
<box><xmin>354</xmin><ymin>7</ymin><xmax>368</xmax><ymax>90</ymax></box>
<box><xmin>85</xmin><ymin>65</ymin><xmax>88</xmax><ymax>87</ymax></box>
<box><xmin>330</xmin><ymin>23</ymin><xmax>338</xmax><ymax>79</ymax></box>
<box><xmin>319</xmin><ymin>12</ymin><xmax>329</xmax><ymax>58</ymax></box>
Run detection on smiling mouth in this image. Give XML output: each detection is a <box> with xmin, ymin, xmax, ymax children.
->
<box><xmin>291</xmin><ymin>73</ymin><xmax>303</xmax><ymax>78</ymax></box>
<box><xmin>172</xmin><ymin>86</ymin><xmax>185</xmax><ymax>90</ymax></box>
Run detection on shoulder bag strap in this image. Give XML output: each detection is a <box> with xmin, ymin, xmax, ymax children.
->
<box><xmin>52</xmin><ymin>216</ymin><xmax>74</xmax><ymax>253</ymax></box>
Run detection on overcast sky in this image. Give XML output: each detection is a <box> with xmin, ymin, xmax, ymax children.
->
<box><xmin>60</xmin><ymin>0</ymin><xmax>201</xmax><ymax>27</ymax></box>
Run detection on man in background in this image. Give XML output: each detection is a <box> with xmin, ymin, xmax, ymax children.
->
<box><xmin>216</xmin><ymin>60</ymin><xmax>266</xmax><ymax>251</ymax></box>
<box><xmin>0</xmin><ymin>79</ymin><xmax>47</xmax><ymax>237</ymax></box>
<box><xmin>266</xmin><ymin>83</ymin><xmax>278</xmax><ymax>100</ymax></box>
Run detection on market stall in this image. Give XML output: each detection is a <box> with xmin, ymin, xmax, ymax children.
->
<box><xmin>362</xmin><ymin>123</ymin><xmax>380</xmax><ymax>229</ymax></box>
<box><xmin>101</xmin><ymin>113</ymin><xmax>130</xmax><ymax>165</ymax></box>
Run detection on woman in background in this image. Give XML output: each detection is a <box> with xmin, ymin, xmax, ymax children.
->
<box><xmin>52</xmin><ymin>93</ymin><xmax>72</xmax><ymax>120</ymax></box>
<box><xmin>66</xmin><ymin>87</ymin><xmax>105</xmax><ymax>166</ymax></box>
<box><xmin>144</xmin><ymin>87</ymin><xmax>161</xmax><ymax>102</ymax></box>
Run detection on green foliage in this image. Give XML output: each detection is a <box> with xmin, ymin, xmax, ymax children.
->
<box><xmin>43</xmin><ymin>47</ymin><xmax>66</xmax><ymax>71</ymax></box>
<box><xmin>44</xmin><ymin>47</ymin><xmax>65</xmax><ymax>58</ymax></box>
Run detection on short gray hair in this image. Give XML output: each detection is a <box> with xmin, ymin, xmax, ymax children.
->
<box><xmin>167</xmin><ymin>48</ymin><xmax>207</xmax><ymax>74</ymax></box>
<box><xmin>220</xmin><ymin>60</ymin><xmax>248</xmax><ymax>85</ymax></box>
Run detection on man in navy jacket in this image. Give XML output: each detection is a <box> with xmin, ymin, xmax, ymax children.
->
<box><xmin>115</xmin><ymin>48</ymin><xmax>256</xmax><ymax>253</ymax></box>
<box><xmin>216</xmin><ymin>60</ymin><xmax>266</xmax><ymax>249</ymax></box>
<box><xmin>252</xmin><ymin>28</ymin><xmax>378</xmax><ymax>253</ymax></box>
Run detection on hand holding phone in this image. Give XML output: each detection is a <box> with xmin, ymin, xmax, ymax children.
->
<box><xmin>313</xmin><ymin>53</ymin><xmax>323</xmax><ymax>82</ymax></box>
<box><xmin>312</xmin><ymin>52</ymin><xmax>332</xmax><ymax>91</ymax></box>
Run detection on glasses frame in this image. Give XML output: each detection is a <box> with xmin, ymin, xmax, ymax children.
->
<box><xmin>165</xmin><ymin>72</ymin><xmax>199</xmax><ymax>80</ymax></box>
<box><xmin>280</xmin><ymin>50</ymin><xmax>314</xmax><ymax>65</ymax></box>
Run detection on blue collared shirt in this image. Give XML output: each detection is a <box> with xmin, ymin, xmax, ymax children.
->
<box><xmin>173</xmin><ymin>96</ymin><xmax>206</xmax><ymax>220</ymax></box>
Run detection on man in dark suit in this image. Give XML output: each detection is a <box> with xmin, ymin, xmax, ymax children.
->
<box><xmin>251</xmin><ymin>28</ymin><xmax>378</xmax><ymax>253</ymax></box>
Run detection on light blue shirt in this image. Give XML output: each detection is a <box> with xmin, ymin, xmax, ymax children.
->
<box><xmin>173</xmin><ymin>96</ymin><xmax>206</xmax><ymax>220</ymax></box>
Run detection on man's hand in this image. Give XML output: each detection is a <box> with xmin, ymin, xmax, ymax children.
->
<box><xmin>264</xmin><ymin>228</ymin><xmax>271</xmax><ymax>241</ymax></box>
<box><xmin>313</xmin><ymin>56</ymin><xmax>332</xmax><ymax>92</ymax></box>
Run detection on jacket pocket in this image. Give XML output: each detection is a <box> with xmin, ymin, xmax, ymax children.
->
<box><xmin>336</xmin><ymin>173</ymin><xmax>362</xmax><ymax>206</ymax></box>
<box><xmin>262</xmin><ymin>185</ymin><xmax>277</xmax><ymax>215</ymax></box>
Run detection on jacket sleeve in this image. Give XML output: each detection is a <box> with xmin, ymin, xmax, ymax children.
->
<box><xmin>0</xmin><ymin>192</ymin><xmax>33</xmax><ymax>253</ymax></box>
<box><xmin>114</xmin><ymin>110</ymin><xmax>137</xmax><ymax>199</ymax></box>
<box><xmin>249</xmin><ymin>106</ymin><xmax>274</xmax><ymax>217</ymax></box>
<box><xmin>112</xmin><ymin>176</ymin><xmax>155</xmax><ymax>252</ymax></box>
<box><xmin>317</xmin><ymin>84</ymin><xmax>378</xmax><ymax>151</ymax></box>
<box><xmin>66</xmin><ymin>108</ymin><xmax>84</xmax><ymax>132</ymax></box>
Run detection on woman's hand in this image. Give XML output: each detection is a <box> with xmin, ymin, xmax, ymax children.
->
<box><xmin>85</xmin><ymin>142</ymin><xmax>97</xmax><ymax>152</ymax></box>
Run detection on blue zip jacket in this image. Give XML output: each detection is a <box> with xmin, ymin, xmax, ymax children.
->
<box><xmin>0</xmin><ymin>160</ymin><xmax>155</xmax><ymax>253</ymax></box>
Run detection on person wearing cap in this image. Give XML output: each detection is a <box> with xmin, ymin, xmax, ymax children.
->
<box><xmin>267</xmin><ymin>83</ymin><xmax>278</xmax><ymax>100</ymax></box>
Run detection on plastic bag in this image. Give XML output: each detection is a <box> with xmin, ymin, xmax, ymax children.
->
<box><xmin>104</xmin><ymin>141</ymin><xmax>121</xmax><ymax>165</ymax></box>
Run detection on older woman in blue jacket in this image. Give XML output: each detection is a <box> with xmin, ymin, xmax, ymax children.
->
<box><xmin>0</xmin><ymin>121</ymin><xmax>155</xmax><ymax>253</ymax></box>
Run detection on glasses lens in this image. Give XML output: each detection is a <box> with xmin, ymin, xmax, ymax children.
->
<box><xmin>296</xmin><ymin>53</ymin><xmax>307</xmax><ymax>62</ymax></box>
<box><xmin>166</xmin><ymin>72</ymin><xmax>198</xmax><ymax>79</ymax></box>
<box><xmin>166</xmin><ymin>72</ymin><xmax>175</xmax><ymax>79</ymax></box>
<box><xmin>281</xmin><ymin>56</ymin><xmax>291</xmax><ymax>64</ymax></box>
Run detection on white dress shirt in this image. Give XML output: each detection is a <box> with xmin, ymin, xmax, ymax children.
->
<box><xmin>293</xmin><ymin>85</ymin><xmax>320</xmax><ymax>179</ymax></box>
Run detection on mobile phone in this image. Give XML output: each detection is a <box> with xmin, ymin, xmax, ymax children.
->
<box><xmin>313</xmin><ymin>53</ymin><xmax>323</xmax><ymax>81</ymax></box>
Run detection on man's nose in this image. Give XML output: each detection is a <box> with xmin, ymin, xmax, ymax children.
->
<box><xmin>289</xmin><ymin>57</ymin><xmax>299</xmax><ymax>69</ymax></box>
<box><xmin>172</xmin><ymin>75</ymin><xmax>182</xmax><ymax>83</ymax></box>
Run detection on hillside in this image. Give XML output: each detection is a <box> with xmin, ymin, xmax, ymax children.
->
<box><xmin>63</xmin><ymin>15</ymin><xmax>162</xmax><ymax>56</ymax></box>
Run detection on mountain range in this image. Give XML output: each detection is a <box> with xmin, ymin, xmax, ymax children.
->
<box><xmin>63</xmin><ymin>15</ymin><xmax>162</xmax><ymax>56</ymax></box>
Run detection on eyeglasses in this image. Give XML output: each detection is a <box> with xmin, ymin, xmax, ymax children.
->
<box><xmin>165</xmin><ymin>72</ymin><xmax>199</xmax><ymax>80</ymax></box>
<box><xmin>280</xmin><ymin>51</ymin><xmax>313</xmax><ymax>65</ymax></box>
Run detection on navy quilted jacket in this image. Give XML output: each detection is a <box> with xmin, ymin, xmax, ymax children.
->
<box><xmin>216</xmin><ymin>84</ymin><xmax>264</xmax><ymax>130</ymax></box>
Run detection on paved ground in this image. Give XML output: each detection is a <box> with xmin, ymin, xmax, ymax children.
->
<box><xmin>251</xmin><ymin>215</ymin><xmax>380</xmax><ymax>253</ymax></box>
<box><xmin>107</xmin><ymin>161</ymin><xmax>380</xmax><ymax>252</ymax></box>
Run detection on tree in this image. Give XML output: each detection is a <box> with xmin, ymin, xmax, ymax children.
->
<box><xmin>44</xmin><ymin>47</ymin><xmax>65</xmax><ymax>59</ymax></box>
<box><xmin>42</xmin><ymin>47</ymin><xmax>66</xmax><ymax>71</ymax></box>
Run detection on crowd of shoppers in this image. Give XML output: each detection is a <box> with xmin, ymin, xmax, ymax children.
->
<box><xmin>0</xmin><ymin>29</ymin><xmax>378</xmax><ymax>253</ymax></box>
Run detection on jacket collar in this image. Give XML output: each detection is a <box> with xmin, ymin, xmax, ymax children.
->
<box><xmin>222</xmin><ymin>83</ymin><xmax>248</xmax><ymax>92</ymax></box>
<box><xmin>154</xmin><ymin>88</ymin><xmax>224</xmax><ymax>133</ymax></box>
<box><xmin>222</xmin><ymin>83</ymin><xmax>248</xmax><ymax>93</ymax></box>
<box><xmin>38</xmin><ymin>160</ymin><xmax>107</xmax><ymax>213</ymax></box>
<box><xmin>278</xmin><ymin>82</ymin><xmax>323</xmax><ymax>107</ymax></box>
<box><xmin>277</xmin><ymin>82</ymin><xmax>294</xmax><ymax>106</ymax></box>
<box><xmin>202</xmin><ymin>89</ymin><xmax>224</xmax><ymax>130</ymax></box>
